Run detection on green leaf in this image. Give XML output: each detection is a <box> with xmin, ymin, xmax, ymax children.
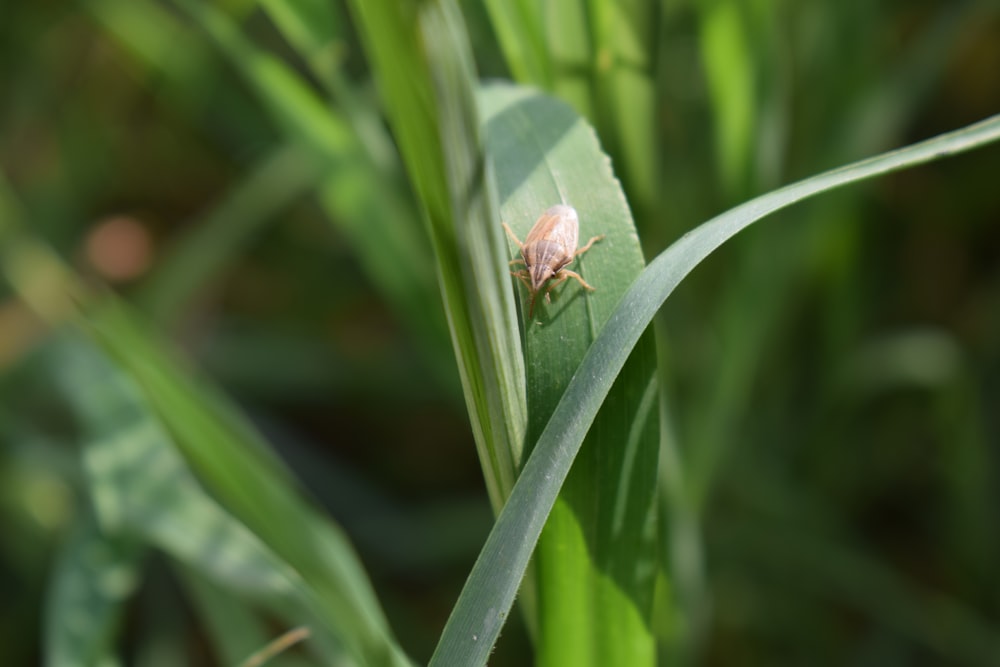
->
<box><xmin>431</xmin><ymin>113</ymin><xmax>1000</xmax><ymax>665</ymax></box>
<box><xmin>480</xmin><ymin>83</ymin><xmax>659</xmax><ymax>666</ymax></box>
<box><xmin>344</xmin><ymin>6</ymin><xmax>657</xmax><ymax>661</ymax></box>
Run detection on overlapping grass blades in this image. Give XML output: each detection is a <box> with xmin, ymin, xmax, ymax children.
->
<box><xmin>431</xmin><ymin>114</ymin><xmax>1000</xmax><ymax>665</ymax></box>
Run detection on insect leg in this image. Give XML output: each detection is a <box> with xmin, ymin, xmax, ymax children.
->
<box><xmin>509</xmin><ymin>269</ymin><xmax>532</xmax><ymax>290</ymax></box>
<box><xmin>574</xmin><ymin>234</ymin><xmax>605</xmax><ymax>257</ymax></box>
<box><xmin>501</xmin><ymin>222</ymin><xmax>524</xmax><ymax>248</ymax></box>
<box><xmin>534</xmin><ymin>271</ymin><xmax>567</xmax><ymax>305</ymax></box>
<box><xmin>557</xmin><ymin>269</ymin><xmax>596</xmax><ymax>291</ymax></box>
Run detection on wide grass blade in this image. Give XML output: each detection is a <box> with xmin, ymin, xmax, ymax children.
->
<box><xmin>480</xmin><ymin>83</ymin><xmax>659</xmax><ymax>666</ymax></box>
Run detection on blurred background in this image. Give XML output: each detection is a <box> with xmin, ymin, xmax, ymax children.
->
<box><xmin>2</xmin><ymin>0</ymin><xmax>999</xmax><ymax>665</ymax></box>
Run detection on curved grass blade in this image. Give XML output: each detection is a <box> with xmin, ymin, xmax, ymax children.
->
<box><xmin>430</xmin><ymin>114</ymin><xmax>1000</xmax><ymax>666</ymax></box>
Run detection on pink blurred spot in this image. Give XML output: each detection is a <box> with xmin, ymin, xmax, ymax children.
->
<box><xmin>85</xmin><ymin>215</ymin><xmax>153</xmax><ymax>282</ymax></box>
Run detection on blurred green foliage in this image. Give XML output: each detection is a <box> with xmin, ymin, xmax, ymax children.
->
<box><xmin>1</xmin><ymin>0</ymin><xmax>999</xmax><ymax>665</ymax></box>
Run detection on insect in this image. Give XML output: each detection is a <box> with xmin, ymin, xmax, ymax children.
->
<box><xmin>503</xmin><ymin>204</ymin><xmax>604</xmax><ymax>318</ymax></box>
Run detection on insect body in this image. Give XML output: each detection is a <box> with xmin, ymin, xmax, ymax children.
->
<box><xmin>503</xmin><ymin>204</ymin><xmax>604</xmax><ymax>317</ymax></box>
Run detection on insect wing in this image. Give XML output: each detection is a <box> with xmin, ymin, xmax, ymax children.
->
<box><xmin>526</xmin><ymin>240</ymin><xmax>569</xmax><ymax>291</ymax></box>
<box><xmin>524</xmin><ymin>204</ymin><xmax>579</xmax><ymax>251</ymax></box>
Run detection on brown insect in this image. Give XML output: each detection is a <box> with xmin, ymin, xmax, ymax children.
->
<box><xmin>503</xmin><ymin>204</ymin><xmax>604</xmax><ymax>317</ymax></box>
